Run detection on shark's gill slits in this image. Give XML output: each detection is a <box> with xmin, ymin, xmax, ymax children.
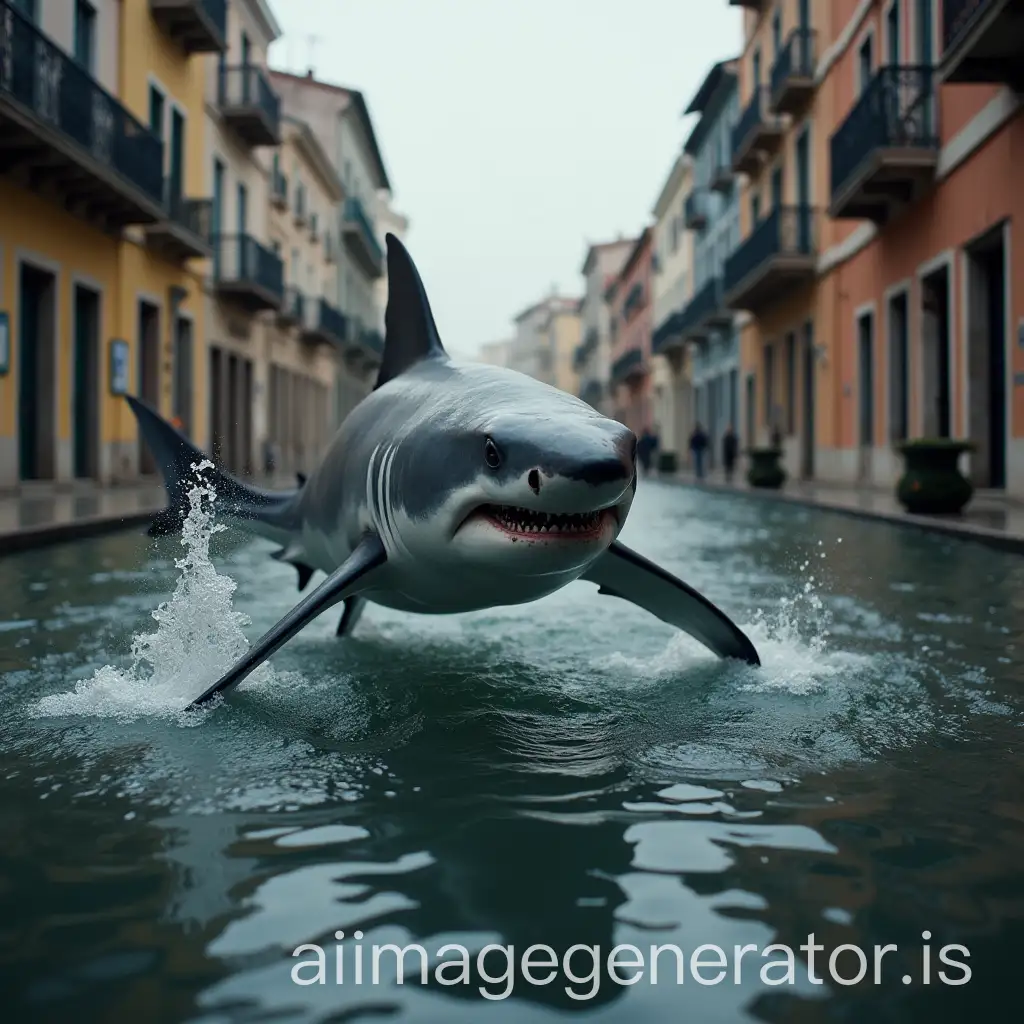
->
<box><xmin>483</xmin><ymin>504</ymin><xmax>606</xmax><ymax>538</ymax></box>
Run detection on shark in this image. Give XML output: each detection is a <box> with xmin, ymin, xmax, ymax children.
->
<box><xmin>128</xmin><ymin>235</ymin><xmax>759</xmax><ymax>710</ymax></box>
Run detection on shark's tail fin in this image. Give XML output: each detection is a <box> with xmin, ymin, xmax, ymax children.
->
<box><xmin>126</xmin><ymin>395</ymin><xmax>299</xmax><ymax>537</ymax></box>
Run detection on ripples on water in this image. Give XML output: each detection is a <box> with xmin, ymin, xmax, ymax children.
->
<box><xmin>1</xmin><ymin>471</ymin><xmax>1023</xmax><ymax>1023</ymax></box>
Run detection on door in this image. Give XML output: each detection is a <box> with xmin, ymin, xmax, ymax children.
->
<box><xmin>752</xmin><ymin>48</ymin><xmax>761</xmax><ymax>89</ymax></box>
<box><xmin>858</xmin><ymin>34</ymin><xmax>874</xmax><ymax>95</ymax></box>
<box><xmin>802</xmin><ymin>320</ymin><xmax>816</xmax><ymax>479</ymax></box>
<box><xmin>795</xmin><ymin>129</ymin><xmax>810</xmax><ymax>207</ymax></box>
<box><xmin>236</xmin><ymin>182</ymin><xmax>247</xmax><ymax>236</ymax></box>
<box><xmin>887</xmin><ymin>0</ymin><xmax>901</xmax><ymax>64</ymax></box>
<box><xmin>173</xmin><ymin>317</ymin><xmax>193</xmax><ymax>438</ymax></box>
<box><xmin>986</xmin><ymin>240</ymin><xmax>1007</xmax><ymax>489</ymax></box>
<box><xmin>168</xmin><ymin>108</ymin><xmax>185</xmax><ymax>212</ymax></box>
<box><xmin>915</xmin><ymin>0</ymin><xmax>935</xmax><ymax>132</ymax></box>
<box><xmin>771</xmin><ymin>165</ymin><xmax>783</xmax><ymax>211</ymax></box>
<box><xmin>18</xmin><ymin>267</ymin><xmax>41</xmax><ymax>480</ymax></box>
<box><xmin>137</xmin><ymin>302</ymin><xmax>160</xmax><ymax>475</ymax></box>
<box><xmin>72</xmin><ymin>285</ymin><xmax>100</xmax><ymax>479</ymax></box>
<box><xmin>745</xmin><ymin>374</ymin><xmax>756</xmax><ymax>448</ymax></box>
<box><xmin>857</xmin><ymin>312</ymin><xmax>874</xmax><ymax>480</ymax></box>
<box><xmin>888</xmin><ymin>292</ymin><xmax>909</xmax><ymax>443</ymax></box>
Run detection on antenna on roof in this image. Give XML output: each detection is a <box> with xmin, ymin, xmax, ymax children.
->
<box><xmin>306</xmin><ymin>34</ymin><xmax>322</xmax><ymax>77</ymax></box>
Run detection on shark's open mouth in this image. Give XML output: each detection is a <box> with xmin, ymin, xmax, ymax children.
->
<box><xmin>480</xmin><ymin>503</ymin><xmax>609</xmax><ymax>539</ymax></box>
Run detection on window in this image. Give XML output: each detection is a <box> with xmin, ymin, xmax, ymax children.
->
<box><xmin>886</xmin><ymin>1</ymin><xmax>901</xmax><ymax>64</ymax></box>
<box><xmin>291</xmin><ymin>248</ymin><xmax>300</xmax><ymax>285</ymax></box>
<box><xmin>148</xmin><ymin>85</ymin><xmax>165</xmax><ymax>139</ymax></box>
<box><xmin>750</xmin><ymin>193</ymin><xmax>761</xmax><ymax>226</ymax></box>
<box><xmin>241</xmin><ymin>32</ymin><xmax>251</xmax><ymax>67</ymax></box>
<box><xmin>857</xmin><ymin>33</ymin><xmax>874</xmax><ymax>94</ymax></box>
<box><xmin>784</xmin><ymin>332</ymin><xmax>796</xmax><ymax>435</ymax></box>
<box><xmin>764</xmin><ymin>344</ymin><xmax>775</xmax><ymax>428</ymax></box>
<box><xmin>74</xmin><ymin>0</ymin><xmax>96</xmax><ymax>72</ymax></box>
<box><xmin>236</xmin><ymin>182</ymin><xmax>247</xmax><ymax>235</ymax></box>
<box><xmin>772</xmin><ymin>9</ymin><xmax>782</xmax><ymax>56</ymax></box>
<box><xmin>752</xmin><ymin>48</ymin><xmax>762</xmax><ymax>87</ymax></box>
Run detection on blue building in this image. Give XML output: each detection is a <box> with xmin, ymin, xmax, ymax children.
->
<box><xmin>680</xmin><ymin>59</ymin><xmax>741</xmax><ymax>466</ymax></box>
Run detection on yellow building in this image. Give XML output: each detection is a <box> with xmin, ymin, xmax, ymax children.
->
<box><xmin>544</xmin><ymin>298</ymin><xmax>583</xmax><ymax>396</ymax></box>
<box><xmin>0</xmin><ymin>0</ymin><xmax>218</xmax><ymax>488</ymax></box>
<box><xmin>266</xmin><ymin>115</ymin><xmax>347</xmax><ymax>477</ymax></box>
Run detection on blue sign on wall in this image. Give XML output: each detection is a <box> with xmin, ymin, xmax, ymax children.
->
<box><xmin>109</xmin><ymin>339</ymin><xmax>130</xmax><ymax>395</ymax></box>
<box><xmin>0</xmin><ymin>311</ymin><xmax>9</xmax><ymax>376</ymax></box>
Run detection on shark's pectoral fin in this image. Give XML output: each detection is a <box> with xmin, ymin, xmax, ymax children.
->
<box><xmin>187</xmin><ymin>534</ymin><xmax>387</xmax><ymax>710</ymax></box>
<box><xmin>271</xmin><ymin>546</ymin><xmax>316</xmax><ymax>592</ymax></box>
<box><xmin>336</xmin><ymin>596</ymin><xmax>367</xmax><ymax>637</ymax></box>
<box><xmin>582</xmin><ymin>541</ymin><xmax>760</xmax><ymax>666</ymax></box>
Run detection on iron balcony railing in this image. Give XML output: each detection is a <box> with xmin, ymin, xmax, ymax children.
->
<box><xmin>0</xmin><ymin>0</ymin><xmax>165</xmax><ymax>204</ymax></box>
<box><xmin>942</xmin><ymin>0</ymin><xmax>994</xmax><ymax>54</ymax></box>
<box><xmin>167</xmin><ymin>194</ymin><xmax>212</xmax><ymax>241</ymax></box>
<box><xmin>343</xmin><ymin>196</ymin><xmax>384</xmax><ymax>265</ymax></box>
<box><xmin>731</xmin><ymin>84</ymin><xmax>768</xmax><ymax>162</ymax></box>
<box><xmin>830</xmin><ymin>66</ymin><xmax>938</xmax><ymax>200</ymax></box>
<box><xmin>610</xmin><ymin>346</ymin><xmax>644</xmax><ymax>383</ymax></box>
<box><xmin>678</xmin><ymin>277</ymin><xmax>726</xmax><ymax>337</ymax></box>
<box><xmin>770</xmin><ymin>27</ymin><xmax>817</xmax><ymax>100</ymax></box>
<box><xmin>684</xmin><ymin>190</ymin><xmax>707</xmax><ymax>228</ymax></box>
<box><xmin>198</xmin><ymin>0</ymin><xmax>227</xmax><ymax>36</ymax></box>
<box><xmin>213</xmin><ymin>233</ymin><xmax>284</xmax><ymax>299</ymax></box>
<box><xmin>652</xmin><ymin>310</ymin><xmax>682</xmax><ymax>353</ymax></box>
<box><xmin>218</xmin><ymin>63</ymin><xmax>280</xmax><ymax>125</ymax></box>
<box><xmin>361</xmin><ymin>328</ymin><xmax>384</xmax><ymax>355</ymax></box>
<box><xmin>316</xmin><ymin>298</ymin><xmax>347</xmax><ymax>342</ymax></box>
<box><xmin>723</xmin><ymin>205</ymin><xmax>817</xmax><ymax>295</ymax></box>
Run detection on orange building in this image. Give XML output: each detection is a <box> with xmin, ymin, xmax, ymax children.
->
<box><xmin>607</xmin><ymin>227</ymin><xmax>655</xmax><ymax>437</ymax></box>
<box><xmin>731</xmin><ymin>0</ymin><xmax>1023</xmax><ymax>496</ymax></box>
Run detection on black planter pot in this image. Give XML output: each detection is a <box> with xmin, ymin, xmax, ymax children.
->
<box><xmin>895</xmin><ymin>440</ymin><xmax>974</xmax><ymax>515</ymax></box>
<box><xmin>746</xmin><ymin>447</ymin><xmax>786</xmax><ymax>489</ymax></box>
<box><xmin>657</xmin><ymin>451</ymin><xmax>678</xmax><ymax>474</ymax></box>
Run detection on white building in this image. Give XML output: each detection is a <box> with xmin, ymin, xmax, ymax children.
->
<box><xmin>577</xmin><ymin>240</ymin><xmax>635</xmax><ymax>416</ymax></box>
<box><xmin>509</xmin><ymin>295</ymin><xmax>578</xmax><ymax>386</ymax></box>
<box><xmin>477</xmin><ymin>339</ymin><xmax>513</xmax><ymax>368</ymax></box>
<box><xmin>268</xmin><ymin>71</ymin><xmax>395</xmax><ymax>423</ymax></box>
<box><xmin>650</xmin><ymin>151</ymin><xmax>696</xmax><ymax>466</ymax></box>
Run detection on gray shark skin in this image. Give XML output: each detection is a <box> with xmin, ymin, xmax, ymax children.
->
<box><xmin>128</xmin><ymin>235</ymin><xmax>759</xmax><ymax>709</ymax></box>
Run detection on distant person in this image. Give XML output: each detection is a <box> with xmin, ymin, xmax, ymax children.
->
<box><xmin>689</xmin><ymin>423</ymin><xmax>709</xmax><ymax>480</ymax></box>
<box><xmin>722</xmin><ymin>424</ymin><xmax>739</xmax><ymax>483</ymax></box>
<box><xmin>637</xmin><ymin>428</ymin><xmax>656</xmax><ymax>475</ymax></box>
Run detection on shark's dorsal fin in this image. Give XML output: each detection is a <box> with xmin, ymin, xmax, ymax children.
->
<box><xmin>375</xmin><ymin>234</ymin><xmax>448</xmax><ymax>390</ymax></box>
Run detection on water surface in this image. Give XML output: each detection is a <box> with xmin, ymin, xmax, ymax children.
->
<box><xmin>1</xmin><ymin>478</ymin><xmax>1022</xmax><ymax>1023</ymax></box>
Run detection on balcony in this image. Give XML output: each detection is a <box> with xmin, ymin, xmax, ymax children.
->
<box><xmin>678</xmin><ymin>277</ymin><xmax>732</xmax><ymax>343</ymax></box>
<box><xmin>940</xmin><ymin>0</ymin><xmax>1024</xmax><ymax>87</ymax></box>
<box><xmin>829</xmin><ymin>66</ymin><xmax>938</xmax><ymax>223</ymax></box>
<box><xmin>610</xmin><ymin>347</ymin><xmax>645</xmax><ymax>384</ymax></box>
<box><xmin>622</xmin><ymin>281</ymin><xmax>645</xmax><ymax>319</ymax></box>
<box><xmin>301</xmin><ymin>298</ymin><xmax>347</xmax><ymax>348</ymax></box>
<box><xmin>709</xmin><ymin>155</ymin><xmax>733</xmax><ymax>194</ymax></box>
<box><xmin>145</xmin><ymin>194</ymin><xmax>212</xmax><ymax>261</ymax></box>
<box><xmin>217</xmin><ymin>65</ymin><xmax>281</xmax><ymax>147</ymax></box>
<box><xmin>652</xmin><ymin>310</ymin><xmax>683</xmax><ymax>354</ymax></box>
<box><xmin>580</xmin><ymin>379</ymin><xmax>603</xmax><ymax>407</ymax></box>
<box><xmin>684</xmin><ymin>189</ymin><xmax>708</xmax><ymax>230</ymax></box>
<box><xmin>149</xmin><ymin>0</ymin><xmax>226</xmax><ymax>54</ymax></box>
<box><xmin>276</xmin><ymin>286</ymin><xmax>305</xmax><ymax>327</ymax></box>
<box><xmin>770</xmin><ymin>28</ymin><xmax>817</xmax><ymax>115</ymax></box>
<box><xmin>723</xmin><ymin>205</ymin><xmax>817</xmax><ymax>314</ymax></box>
<box><xmin>212</xmin><ymin>234</ymin><xmax>284</xmax><ymax>312</ymax></box>
<box><xmin>731</xmin><ymin>85</ymin><xmax>784</xmax><ymax>176</ymax></box>
<box><xmin>0</xmin><ymin>1</ymin><xmax>166</xmax><ymax>230</ymax></box>
<box><xmin>341</xmin><ymin>197</ymin><xmax>384</xmax><ymax>278</ymax></box>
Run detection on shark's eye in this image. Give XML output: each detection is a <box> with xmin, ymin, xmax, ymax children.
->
<box><xmin>484</xmin><ymin>437</ymin><xmax>502</xmax><ymax>470</ymax></box>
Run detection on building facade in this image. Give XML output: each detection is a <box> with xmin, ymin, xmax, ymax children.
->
<box><xmin>544</xmin><ymin>299</ymin><xmax>582</xmax><ymax>395</ymax></box>
<box><xmin>651</xmin><ymin>152</ymin><xmax>696</xmax><ymax>465</ymax></box>
<box><xmin>204</xmin><ymin>0</ymin><xmax>284</xmax><ymax>477</ymax></box>
<box><xmin>477</xmin><ymin>339</ymin><xmax>513</xmax><ymax>368</ymax></box>
<box><xmin>576</xmin><ymin>239</ymin><xmax>635</xmax><ymax>415</ymax></box>
<box><xmin>607</xmin><ymin>228</ymin><xmax>655</xmax><ymax>437</ymax></box>
<box><xmin>269</xmin><ymin>70</ymin><xmax>391</xmax><ymax>425</ymax></box>
<box><xmin>265</xmin><ymin>115</ymin><xmax>346</xmax><ymax>477</ymax></box>
<box><xmin>680</xmin><ymin>58</ymin><xmax>742</xmax><ymax>470</ymax></box>
<box><xmin>0</xmin><ymin>0</ymin><xmax>217</xmax><ymax>488</ymax></box>
<box><xmin>733</xmin><ymin>0</ymin><xmax>1024</xmax><ymax>496</ymax></box>
<box><xmin>509</xmin><ymin>295</ymin><xmax>578</xmax><ymax>385</ymax></box>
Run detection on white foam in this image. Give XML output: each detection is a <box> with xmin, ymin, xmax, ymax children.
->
<box><xmin>28</xmin><ymin>462</ymin><xmax>271</xmax><ymax>724</ymax></box>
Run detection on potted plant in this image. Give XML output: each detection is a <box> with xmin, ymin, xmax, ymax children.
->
<box><xmin>657</xmin><ymin>450</ymin><xmax>678</xmax><ymax>474</ymax></box>
<box><xmin>746</xmin><ymin>447</ymin><xmax>786</xmax><ymax>489</ymax></box>
<box><xmin>895</xmin><ymin>439</ymin><xmax>975</xmax><ymax>515</ymax></box>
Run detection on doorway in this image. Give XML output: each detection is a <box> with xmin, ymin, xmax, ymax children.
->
<box><xmin>887</xmin><ymin>290</ymin><xmax>910</xmax><ymax>443</ymax></box>
<box><xmin>965</xmin><ymin>229</ymin><xmax>1008</xmax><ymax>488</ymax></box>
<box><xmin>137</xmin><ymin>300</ymin><xmax>160</xmax><ymax>475</ymax></box>
<box><xmin>17</xmin><ymin>263</ymin><xmax>57</xmax><ymax>481</ymax></box>
<box><xmin>801</xmin><ymin>320</ymin><xmax>815</xmax><ymax>479</ymax></box>
<box><xmin>857</xmin><ymin>310</ymin><xmax>875</xmax><ymax>480</ymax></box>
<box><xmin>920</xmin><ymin>264</ymin><xmax>951</xmax><ymax>439</ymax></box>
<box><xmin>173</xmin><ymin>316</ymin><xmax>193</xmax><ymax>438</ymax></box>
<box><xmin>210</xmin><ymin>345</ymin><xmax>226</xmax><ymax>463</ymax></box>
<box><xmin>72</xmin><ymin>284</ymin><xmax>101</xmax><ymax>479</ymax></box>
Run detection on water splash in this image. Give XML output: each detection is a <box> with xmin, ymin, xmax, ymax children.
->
<box><xmin>29</xmin><ymin>461</ymin><xmax>267</xmax><ymax>723</ymax></box>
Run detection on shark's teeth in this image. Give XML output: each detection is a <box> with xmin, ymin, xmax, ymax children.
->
<box><xmin>481</xmin><ymin>504</ymin><xmax>604</xmax><ymax>536</ymax></box>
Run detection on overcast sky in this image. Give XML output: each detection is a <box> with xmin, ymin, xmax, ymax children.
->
<box><xmin>268</xmin><ymin>0</ymin><xmax>742</xmax><ymax>359</ymax></box>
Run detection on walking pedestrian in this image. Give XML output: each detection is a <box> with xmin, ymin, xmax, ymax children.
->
<box><xmin>688</xmin><ymin>423</ymin><xmax>709</xmax><ymax>480</ymax></box>
<box><xmin>638</xmin><ymin>427</ymin><xmax>656</xmax><ymax>476</ymax></box>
